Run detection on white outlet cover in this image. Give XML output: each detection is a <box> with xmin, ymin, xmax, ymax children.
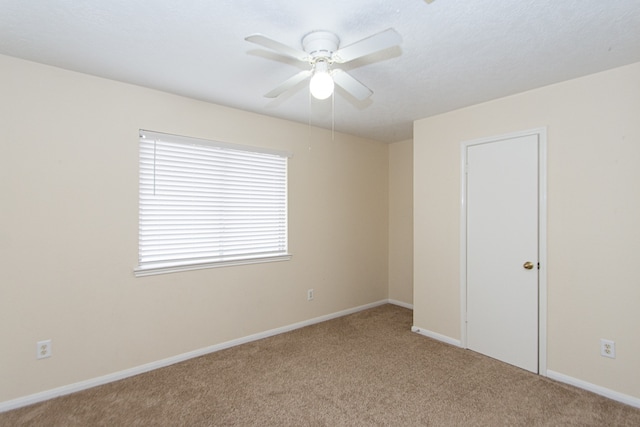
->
<box><xmin>37</xmin><ymin>339</ymin><xmax>52</xmax><ymax>359</ymax></box>
<box><xmin>600</xmin><ymin>339</ymin><xmax>615</xmax><ymax>359</ymax></box>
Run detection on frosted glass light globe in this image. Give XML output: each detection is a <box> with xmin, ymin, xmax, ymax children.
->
<box><xmin>309</xmin><ymin>71</ymin><xmax>334</xmax><ymax>100</ymax></box>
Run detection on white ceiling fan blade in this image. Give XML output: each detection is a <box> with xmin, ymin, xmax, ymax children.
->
<box><xmin>245</xmin><ymin>33</ymin><xmax>309</xmax><ymax>62</ymax></box>
<box><xmin>332</xmin><ymin>28</ymin><xmax>402</xmax><ymax>64</ymax></box>
<box><xmin>331</xmin><ymin>69</ymin><xmax>373</xmax><ymax>101</ymax></box>
<box><xmin>264</xmin><ymin>70</ymin><xmax>312</xmax><ymax>98</ymax></box>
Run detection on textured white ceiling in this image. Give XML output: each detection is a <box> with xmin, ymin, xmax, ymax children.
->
<box><xmin>1</xmin><ymin>0</ymin><xmax>639</xmax><ymax>142</ymax></box>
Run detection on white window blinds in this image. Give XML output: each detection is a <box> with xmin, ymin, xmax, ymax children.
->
<box><xmin>136</xmin><ymin>130</ymin><xmax>291</xmax><ymax>276</ymax></box>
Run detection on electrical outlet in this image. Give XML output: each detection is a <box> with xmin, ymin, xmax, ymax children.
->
<box><xmin>37</xmin><ymin>339</ymin><xmax>52</xmax><ymax>359</ymax></box>
<box><xmin>600</xmin><ymin>339</ymin><xmax>615</xmax><ymax>359</ymax></box>
<box><xmin>307</xmin><ymin>289</ymin><xmax>314</xmax><ymax>301</ymax></box>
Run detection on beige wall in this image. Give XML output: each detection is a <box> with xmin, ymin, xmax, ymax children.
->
<box><xmin>0</xmin><ymin>54</ymin><xmax>389</xmax><ymax>402</ymax></box>
<box><xmin>388</xmin><ymin>139</ymin><xmax>413</xmax><ymax>306</ymax></box>
<box><xmin>414</xmin><ymin>62</ymin><xmax>640</xmax><ymax>399</ymax></box>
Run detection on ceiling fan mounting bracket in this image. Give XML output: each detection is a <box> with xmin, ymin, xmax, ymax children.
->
<box><xmin>302</xmin><ymin>31</ymin><xmax>340</xmax><ymax>63</ymax></box>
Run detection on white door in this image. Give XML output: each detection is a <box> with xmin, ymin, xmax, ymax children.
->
<box><xmin>465</xmin><ymin>134</ymin><xmax>539</xmax><ymax>373</ymax></box>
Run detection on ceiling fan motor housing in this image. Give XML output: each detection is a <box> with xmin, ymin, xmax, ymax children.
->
<box><xmin>302</xmin><ymin>31</ymin><xmax>340</xmax><ymax>63</ymax></box>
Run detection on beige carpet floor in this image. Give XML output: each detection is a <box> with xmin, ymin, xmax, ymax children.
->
<box><xmin>2</xmin><ymin>304</ymin><xmax>640</xmax><ymax>426</ymax></box>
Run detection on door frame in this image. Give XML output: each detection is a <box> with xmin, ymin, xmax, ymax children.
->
<box><xmin>459</xmin><ymin>128</ymin><xmax>548</xmax><ymax>375</ymax></box>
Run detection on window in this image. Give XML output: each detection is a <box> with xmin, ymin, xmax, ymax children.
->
<box><xmin>135</xmin><ymin>130</ymin><xmax>291</xmax><ymax>276</ymax></box>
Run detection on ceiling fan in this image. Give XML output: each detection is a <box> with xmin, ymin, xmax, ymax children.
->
<box><xmin>245</xmin><ymin>28</ymin><xmax>402</xmax><ymax>101</ymax></box>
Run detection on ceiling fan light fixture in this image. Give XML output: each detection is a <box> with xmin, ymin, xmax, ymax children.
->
<box><xmin>309</xmin><ymin>61</ymin><xmax>334</xmax><ymax>100</ymax></box>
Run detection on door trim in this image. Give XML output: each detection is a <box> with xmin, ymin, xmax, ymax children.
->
<box><xmin>459</xmin><ymin>128</ymin><xmax>547</xmax><ymax>375</ymax></box>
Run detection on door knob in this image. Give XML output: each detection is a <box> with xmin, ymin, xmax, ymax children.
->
<box><xmin>523</xmin><ymin>261</ymin><xmax>534</xmax><ymax>270</ymax></box>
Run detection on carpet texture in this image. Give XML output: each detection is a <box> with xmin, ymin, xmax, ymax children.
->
<box><xmin>2</xmin><ymin>304</ymin><xmax>640</xmax><ymax>426</ymax></box>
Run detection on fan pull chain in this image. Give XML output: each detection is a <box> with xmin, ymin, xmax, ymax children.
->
<box><xmin>308</xmin><ymin>88</ymin><xmax>313</xmax><ymax>151</ymax></box>
<box><xmin>331</xmin><ymin>91</ymin><xmax>335</xmax><ymax>141</ymax></box>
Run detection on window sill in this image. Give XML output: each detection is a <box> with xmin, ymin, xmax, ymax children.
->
<box><xmin>134</xmin><ymin>254</ymin><xmax>292</xmax><ymax>277</ymax></box>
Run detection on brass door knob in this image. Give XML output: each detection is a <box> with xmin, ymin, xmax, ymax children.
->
<box><xmin>523</xmin><ymin>261</ymin><xmax>534</xmax><ymax>270</ymax></box>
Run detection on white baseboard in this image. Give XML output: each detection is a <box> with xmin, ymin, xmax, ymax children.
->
<box><xmin>388</xmin><ymin>299</ymin><xmax>413</xmax><ymax>310</ymax></box>
<box><xmin>0</xmin><ymin>299</ymin><xmax>389</xmax><ymax>413</ymax></box>
<box><xmin>546</xmin><ymin>370</ymin><xmax>640</xmax><ymax>409</ymax></box>
<box><xmin>10</xmin><ymin>304</ymin><xmax>638</xmax><ymax>414</ymax></box>
<box><xmin>408</xmin><ymin>333</ymin><xmax>640</xmax><ymax>409</ymax></box>
<box><xmin>411</xmin><ymin>325</ymin><xmax>462</xmax><ymax>347</ymax></box>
